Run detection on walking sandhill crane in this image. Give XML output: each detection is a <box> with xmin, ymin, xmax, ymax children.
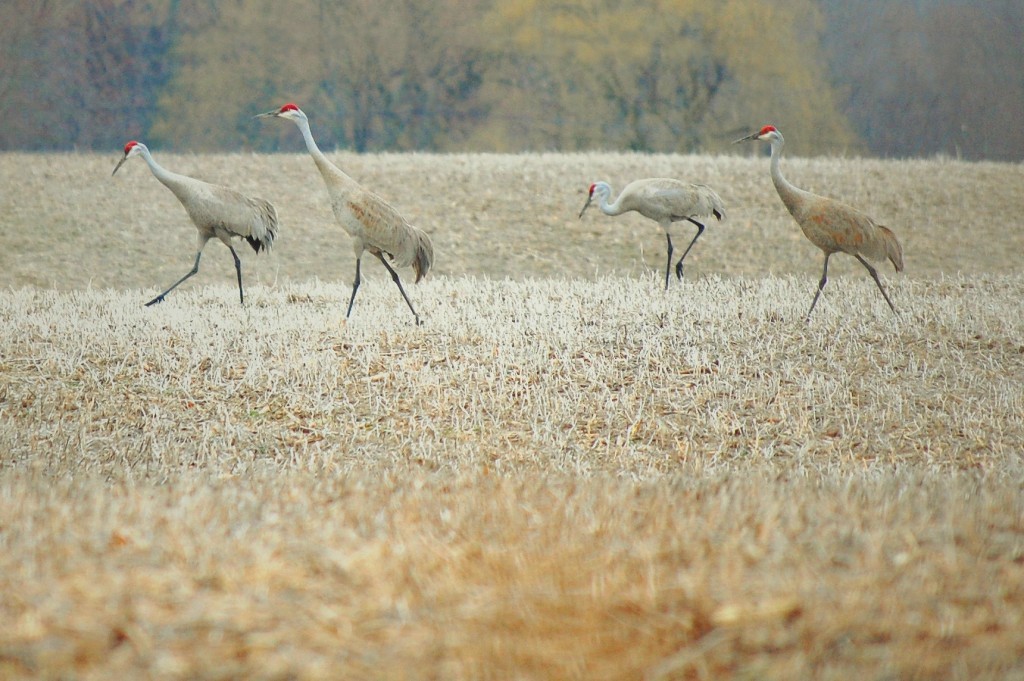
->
<box><xmin>112</xmin><ymin>141</ymin><xmax>278</xmax><ymax>306</ymax></box>
<box><xmin>578</xmin><ymin>179</ymin><xmax>725</xmax><ymax>290</ymax></box>
<box><xmin>256</xmin><ymin>103</ymin><xmax>433</xmax><ymax>325</ymax></box>
<box><xmin>735</xmin><ymin>125</ymin><xmax>904</xmax><ymax>321</ymax></box>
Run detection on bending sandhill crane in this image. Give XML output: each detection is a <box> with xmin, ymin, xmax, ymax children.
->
<box><xmin>256</xmin><ymin>103</ymin><xmax>433</xmax><ymax>325</ymax></box>
<box><xmin>112</xmin><ymin>141</ymin><xmax>277</xmax><ymax>306</ymax></box>
<box><xmin>578</xmin><ymin>179</ymin><xmax>725</xmax><ymax>290</ymax></box>
<box><xmin>735</xmin><ymin>125</ymin><xmax>903</xmax><ymax>321</ymax></box>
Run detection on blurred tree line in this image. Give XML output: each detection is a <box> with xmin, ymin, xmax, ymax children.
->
<box><xmin>820</xmin><ymin>0</ymin><xmax>1024</xmax><ymax>160</ymax></box>
<box><xmin>2</xmin><ymin>0</ymin><xmax>1020</xmax><ymax>159</ymax></box>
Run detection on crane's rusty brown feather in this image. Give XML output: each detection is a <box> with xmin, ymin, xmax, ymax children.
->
<box><xmin>260</xmin><ymin>102</ymin><xmax>432</xmax><ymax>323</ymax></box>
<box><xmin>778</xmin><ymin>187</ymin><xmax>901</xmax><ymax>272</ymax></box>
<box><xmin>740</xmin><ymin>124</ymin><xmax>903</xmax><ymax>319</ymax></box>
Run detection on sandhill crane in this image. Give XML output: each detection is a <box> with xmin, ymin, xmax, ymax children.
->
<box><xmin>256</xmin><ymin>103</ymin><xmax>433</xmax><ymax>325</ymax></box>
<box><xmin>735</xmin><ymin>125</ymin><xmax>904</xmax><ymax>321</ymax></box>
<box><xmin>112</xmin><ymin>141</ymin><xmax>278</xmax><ymax>306</ymax></box>
<box><xmin>578</xmin><ymin>179</ymin><xmax>725</xmax><ymax>290</ymax></box>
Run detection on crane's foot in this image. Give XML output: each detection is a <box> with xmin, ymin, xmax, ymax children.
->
<box><xmin>675</xmin><ymin>261</ymin><xmax>685</xmax><ymax>280</ymax></box>
<box><xmin>144</xmin><ymin>295</ymin><xmax>166</xmax><ymax>307</ymax></box>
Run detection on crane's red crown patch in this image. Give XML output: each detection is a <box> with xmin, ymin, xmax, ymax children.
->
<box><xmin>759</xmin><ymin>125</ymin><xmax>778</xmax><ymax>136</ymax></box>
<box><xmin>124</xmin><ymin>141</ymin><xmax>139</xmax><ymax>154</ymax></box>
<box><xmin>281</xmin><ymin>103</ymin><xmax>300</xmax><ymax>113</ymax></box>
<box><xmin>588</xmin><ymin>183</ymin><xmax>597</xmax><ymax>195</ymax></box>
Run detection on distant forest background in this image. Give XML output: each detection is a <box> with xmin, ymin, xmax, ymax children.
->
<box><xmin>2</xmin><ymin>0</ymin><xmax>1021</xmax><ymax>159</ymax></box>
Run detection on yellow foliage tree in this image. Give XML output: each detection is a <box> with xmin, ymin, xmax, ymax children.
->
<box><xmin>150</xmin><ymin>0</ymin><xmax>855</xmax><ymax>154</ymax></box>
<box><xmin>475</xmin><ymin>0</ymin><xmax>857</xmax><ymax>154</ymax></box>
<box><xmin>151</xmin><ymin>0</ymin><xmax>486</xmax><ymax>151</ymax></box>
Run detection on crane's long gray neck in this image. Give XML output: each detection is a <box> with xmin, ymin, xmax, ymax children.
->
<box><xmin>295</xmin><ymin>117</ymin><xmax>341</xmax><ymax>180</ymax></box>
<box><xmin>295</xmin><ymin>117</ymin><xmax>323</xmax><ymax>159</ymax></box>
<box><xmin>139</xmin><ymin>146</ymin><xmax>187</xmax><ymax>191</ymax></box>
<box><xmin>768</xmin><ymin>136</ymin><xmax>806</xmax><ymax>213</ymax></box>
<box><xmin>598</xmin><ymin>188</ymin><xmax>625</xmax><ymax>216</ymax></box>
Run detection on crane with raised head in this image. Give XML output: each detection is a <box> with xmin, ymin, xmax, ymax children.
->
<box><xmin>256</xmin><ymin>103</ymin><xmax>433</xmax><ymax>325</ymax></box>
<box><xmin>735</xmin><ymin>125</ymin><xmax>903</xmax><ymax>321</ymax></box>
<box><xmin>112</xmin><ymin>141</ymin><xmax>278</xmax><ymax>307</ymax></box>
<box><xmin>578</xmin><ymin>178</ymin><xmax>725</xmax><ymax>290</ymax></box>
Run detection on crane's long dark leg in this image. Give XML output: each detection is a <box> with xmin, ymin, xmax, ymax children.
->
<box><xmin>374</xmin><ymin>252</ymin><xmax>421</xmax><ymax>325</ymax></box>
<box><xmin>145</xmin><ymin>251</ymin><xmax>202</xmax><ymax>307</ymax></box>
<box><xmin>855</xmin><ymin>254</ymin><xmax>898</xmax><ymax>317</ymax></box>
<box><xmin>664</xmin><ymin>234</ymin><xmax>674</xmax><ymax>291</ymax></box>
<box><xmin>674</xmin><ymin>219</ymin><xmax>706</xmax><ymax>281</ymax></box>
<box><xmin>345</xmin><ymin>257</ymin><xmax>362</xmax><ymax>319</ymax></box>
<box><xmin>806</xmin><ymin>253</ymin><xmax>831</xmax><ymax>322</ymax></box>
<box><xmin>228</xmin><ymin>245</ymin><xmax>244</xmax><ymax>305</ymax></box>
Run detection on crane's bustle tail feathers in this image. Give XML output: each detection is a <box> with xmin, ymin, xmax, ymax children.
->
<box><xmin>410</xmin><ymin>225</ymin><xmax>434</xmax><ymax>283</ymax></box>
<box><xmin>877</xmin><ymin>225</ymin><xmax>904</xmax><ymax>272</ymax></box>
<box><xmin>244</xmin><ymin>226</ymin><xmax>276</xmax><ymax>253</ymax></box>
<box><xmin>243</xmin><ymin>200</ymin><xmax>279</xmax><ymax>254</ymax></box>
<box><xmin>387</xmin><ymin>223</ymin><xmax>433</xmax><ymax>283</ymax></box>
<box><xmin>245</xmin><ymin>235</ymin><xmax>269</xmax><ymax>253</ymax></box>
<box><xmin>698</xmin><ymin>185</ymin><xmax>726</xmax><ymax>222</ymax></box>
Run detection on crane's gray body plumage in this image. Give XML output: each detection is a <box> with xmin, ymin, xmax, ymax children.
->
<box><xmin>113</xmin><ymin>142</ymin><xmax>277</xmax><ymax>306</ymax></box>
<box><xmin>258</xmin><ymin>104</ymin><xmax>433</xmax><ymax>324</ymax></box>
<box><xmin>600</xmin><ymin>178</ymin><xmax>726</xmax><ymax>227</ymax></box>
<box><xmin>308</xmin><ymin>153</ymin><xmax>433</xmax><ymax>283</ymax></box>
<box><xmin>580</xmin><ymin>177</ymin><xmax>725</xmax><ymax>290</ymax></box>
<box><xmin>156</xmin><ymin>166</ymin><xmax>278</xmax><ymax>254</ymax></box>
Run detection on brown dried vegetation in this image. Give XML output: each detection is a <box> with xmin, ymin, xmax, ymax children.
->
<box><xmin>1</xmin><ymin>153</ymin><xmax>1023</xmax><ymax>679</ymax></box>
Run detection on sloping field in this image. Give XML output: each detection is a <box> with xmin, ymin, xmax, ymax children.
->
<box><xmin>1</xmin><ymin>152</ymin><xmax>1023</xmax><ymax>679</ymax></box>
<box><xmin>2</xmin><ymin>151</ymin><xmax>1023</xmax><ymax>292</ymax></box>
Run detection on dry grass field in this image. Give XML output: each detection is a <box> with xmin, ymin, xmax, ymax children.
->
<box><xmin>1</xmin><ymin>151</ymin><xmax>1023</xmax><ymax>679</ymax></box>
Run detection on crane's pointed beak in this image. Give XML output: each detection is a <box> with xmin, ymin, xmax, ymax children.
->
<box><xmin>733</xmin><ymin>131</ymin><xmax>759</xmax><ymax>144</ymax></box>
<box><xmin>578</xmin><ymin>195</ymin><xmax>594</xmax><ymax>219</ymax></box>
<box><xmin>112</xmin><ymin>154</ymin><xmax>129</xmax><ymax>176</ymax></box>
<box><xmin>254</xmin><ymin>109</ymin><xmax>280</xmax><ymax>119</ymax></box>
